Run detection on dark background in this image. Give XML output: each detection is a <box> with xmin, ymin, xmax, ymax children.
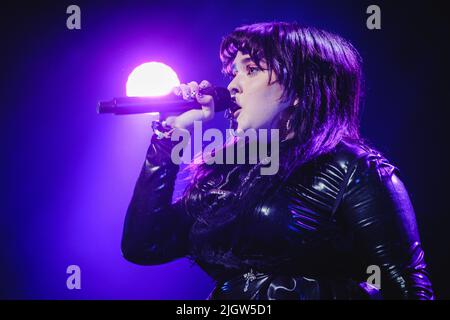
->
<box><xmin>1</xmin><ymin>0</ymin><xmax>449</xmax><ymax>299</ymax></box>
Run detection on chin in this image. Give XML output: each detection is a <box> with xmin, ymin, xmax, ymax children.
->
<box><xmin>237</xmin><ymin>123</ymin><xmax>251</xmax><ymax>133</ymax></box>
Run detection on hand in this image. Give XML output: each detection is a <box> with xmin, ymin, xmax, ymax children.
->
<box><xmin>164</xmin><ymin>80</ymin><xmax>215</xmax><ymax>129</ymax></box>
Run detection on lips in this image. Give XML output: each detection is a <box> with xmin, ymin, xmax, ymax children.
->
<box><xmin>225</xmin><ymin>96</ymin><xmax>242</xmax><ymax>121</ymax></box>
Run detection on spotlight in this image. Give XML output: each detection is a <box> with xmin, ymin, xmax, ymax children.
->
<box><xmin>126</xmin><ymin>62</ymin><xmax>180</xmax><ymax>97</ymax></box>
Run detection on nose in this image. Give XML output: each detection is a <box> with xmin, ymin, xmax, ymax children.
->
<box><xmin>227</xmin><ymin>77</ymin><xmax>240</xmax><ymax>98</ymax></box>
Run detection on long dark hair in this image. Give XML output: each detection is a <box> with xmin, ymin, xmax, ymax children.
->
<box><xmin>183</xmin><ymin>22</ymin><xmax>363</xmax><ymax>269</ymax></box>
<box><xmin>182</xmin><ymin>21</ymin><xmax>364</xmax><ymax>199</ymax></box>
<box><xmin>221</xmin><ymin>21</ymin><xmax>363</xmax><ymax>159</ymax></box>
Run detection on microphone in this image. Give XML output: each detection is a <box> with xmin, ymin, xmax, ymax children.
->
<box><xmin>97</xmin><ymin>87</ymin><xmax>240</xmax><ymax>115</ymax></box>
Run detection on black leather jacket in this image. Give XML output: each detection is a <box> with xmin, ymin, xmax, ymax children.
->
<box><xmin>121</xmin><ymin>128</ymin><xmax>434</xmax><ymax>300</ymax></box>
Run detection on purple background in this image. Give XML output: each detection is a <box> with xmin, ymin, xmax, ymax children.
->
<box><xmin>1</xmin><ymin>0</ymin><xmax>449</xmax><ymax>299</ymax></box>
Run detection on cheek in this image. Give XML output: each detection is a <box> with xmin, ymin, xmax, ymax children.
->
<box><xmin>263</xmin><ymin>81</ymin><xmax>284</xmax><ymax>104</ymax></box>
<box><xmin>239</xmin><ymin>73</ymin><xmax>285</xmax><ymax>128</ymax></box>
<box><xmin>247</xmin><ymin>84</ymin><xmax>284</xmax><ymax>117</ymax></box>
<box><xmin>248</xmin><ymin>75</ymin><xmax>283</xmax><ymax>104</ymax></box>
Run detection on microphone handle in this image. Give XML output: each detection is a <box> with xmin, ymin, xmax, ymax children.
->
<box><xmin>98</xmin><ymin>98</ymin><xmax>200</xmax><ymax>115</ymax></box>
<box><xmin>97</xmin><ymin>87</ymin><xmax>237</xmax><ymax>115</ymax></box>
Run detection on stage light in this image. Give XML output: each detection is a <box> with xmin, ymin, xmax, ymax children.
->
<box><xmin>126</xmin><ymin>62</ymin><xmax>180</xmax><ymax>97</ymax></box>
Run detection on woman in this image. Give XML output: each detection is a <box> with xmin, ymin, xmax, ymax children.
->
<box><xmin>121</xmin><ymin>22</ymin><xmax>434</xmax><ymax>299</ymax></box>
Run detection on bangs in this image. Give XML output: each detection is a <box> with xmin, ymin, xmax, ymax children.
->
<box><xmin>219</xmin><ymin>30</ymin><xmax>268</xmax><ymax>77</ymax></box>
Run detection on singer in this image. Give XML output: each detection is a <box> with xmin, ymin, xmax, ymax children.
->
<box><xmin>121</xmin><ymin>21</ymin><xmax>434</xmax><ymax>299</ymax></box>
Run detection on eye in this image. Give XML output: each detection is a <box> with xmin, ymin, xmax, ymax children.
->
<box><xmin>246</xmin><ymin>65</ymin><xmax>260</xmax><ymax>76</ymax></box>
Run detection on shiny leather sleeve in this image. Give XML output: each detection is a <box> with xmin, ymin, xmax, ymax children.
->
<box><xmin>121</xmin><ymin>133</ymin><xmax>193</xmax><ymax>265</ymax></box>
<box><xmin>338</xmin><ymin>152</ymin><xmax>434</xmax><ymax>299</ymax></box>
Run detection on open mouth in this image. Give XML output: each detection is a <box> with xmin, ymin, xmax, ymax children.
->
<box><xmin>225</xmin><ymin>97</ymin><xmax>242</xmax><ymax>120</ymax></box>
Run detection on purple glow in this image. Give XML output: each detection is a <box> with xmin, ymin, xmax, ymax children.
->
<box><xmin>126</xmin><ymin>62</ymin><xmax>180</xmax><ymax>97</ymax></box>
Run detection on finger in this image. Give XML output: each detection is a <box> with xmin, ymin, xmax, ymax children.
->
<box><xmin>179</xmin><ymin>83</ymin><xmax>191</xmax><ymax>100</ymax></box>
<box><xmin>172</xmin><ymin>86</ymin><xmax>182</xmax><ymax>96</ymax></box>
<box><xmin>199</xmin><ymin>79</ymin><xmax>212</xmax><ymax>89</ymax></box>
<box><xmin>196</xmin><ymin>80</ymin><xmax>215</xmax><ymax>119</ymax></box>
<box><xmin>187</xmin><ymin>81</ymin><xmax>199</xmax><ymax>99</ymax></box>
<box><xmin>196</xmin><ymin>92</ymin><xmax>214</xmax><ymax>108</ymax></box>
